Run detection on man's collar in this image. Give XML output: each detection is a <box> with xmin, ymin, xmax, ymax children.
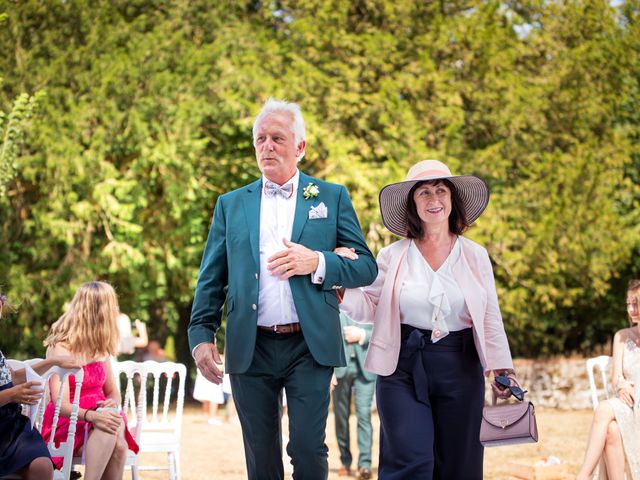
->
<box><xmin>262</xmin><ymin>169</ymin><xmax>300</xmax><ymax>189</ymax></box>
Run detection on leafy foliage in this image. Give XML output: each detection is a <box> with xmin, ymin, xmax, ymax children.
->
<box><xmin>0</xmin><ymin>0</ymin><xmax>638</xmax><ymax>364</ymax></box>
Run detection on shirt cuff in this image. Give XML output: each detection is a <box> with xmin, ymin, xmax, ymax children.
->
<box><xmin>192</xmin><ymin>341</ymin><xmax>214</xmax><ymax>359</ymax></box>
<box><xmin>311</xmin><ymin>252</ymin><xmax>326</xmax><ymax>284</ymax></box>
<box><xmin>358</xmin><ymin>327</ymin><xmax>366</xmax><ymax>345</ymax></box>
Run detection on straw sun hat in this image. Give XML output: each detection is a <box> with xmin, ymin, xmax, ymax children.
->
<box><xmin>379</xmin><ymin>160</ymin><xmax>490</xmax><ymax>237</ymax></box>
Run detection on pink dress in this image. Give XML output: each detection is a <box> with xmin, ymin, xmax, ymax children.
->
<box><xmin>41</xmin><ymin>360</ymin><xmax>139</xmax><ymax>468</ymax></box>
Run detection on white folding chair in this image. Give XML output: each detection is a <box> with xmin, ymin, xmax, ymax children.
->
<box><xmin>1</xmin><ymin>360</ymin><xmax>83</xmax><ymax>480</ymax></box>
<box><xmin>586</xmin><ymin>355</ymin><xmax>613</xmax><ymax>478</ymax></box>
<box><xmin>586</xmin><ymin>355</ymin><xmax>612</xmax><ymax>409</ymax></box>
<box><xmin>72</xmin><ymin>358</ymin><xmax>146</xmax><ymax>479</ymax></box>
<box><xmin>111</xmin><ymin>359</ymin><xmax>147</xmax><ymax>480</ymax></box>
<box><xmin>5</xmin><ymin>358</ymin><xmax>42</xmax><ymax>369</ymax></box>
<box><xmin>137</xmin><ymin>360</ymin><xmax>186</xmax><ymax>480</ymax></box>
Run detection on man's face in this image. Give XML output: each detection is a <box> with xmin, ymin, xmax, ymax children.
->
<box><xmin>254</xmin><ymin>112</ymin><xmax>305</xmax><ymax>185</ymax></box>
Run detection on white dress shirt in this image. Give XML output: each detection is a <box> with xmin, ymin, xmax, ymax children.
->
<box><xmin>257</xmin><ymin>170</ymin><xmax>325</xmax><ymax>327</ymax></box>
<box><xmin>192</xmin><ymin>170</ymin><xmax>327</xmax><ymax>355</ymax></box>
<box><xmin>399</xmin><ymin>239</ymin><xmax>472</xmax><ymax>332</ymax></box>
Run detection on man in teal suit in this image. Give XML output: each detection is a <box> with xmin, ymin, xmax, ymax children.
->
<box><xmin>188</xmin><ymin>98</ymin><xmax>377</xmax><ymax>480</ymax></box>
<box><xmin>333</xmin><ymin>312</ymin><xmax>376</xmax><ymax>480</ymax></box>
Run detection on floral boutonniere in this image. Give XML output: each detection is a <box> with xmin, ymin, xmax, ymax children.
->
<box><xmin>303</xmin><ymin>182</ymin><xmax>320</xmax><ymax>200</ymax></box>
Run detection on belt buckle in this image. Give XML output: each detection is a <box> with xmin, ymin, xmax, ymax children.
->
<box><xmin>273</xmin><ymin>324</ymin><xmax>278</xmax><ymax>333</ymax></box>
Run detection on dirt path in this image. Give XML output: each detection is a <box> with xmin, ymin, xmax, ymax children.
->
<box><xmin>133</xmin><ymin>406</ymin><xmax>591</xmax><ymax>479</ymax></box>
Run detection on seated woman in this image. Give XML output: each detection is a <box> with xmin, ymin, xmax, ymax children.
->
<box><xmin>0</xmin><ymin>292</ymin><xmax>79</xmax><ymax>480</ymax></box>
<box><xmin>577</xmin><ymin>279</ymin><xmax>640</xmax><ymax>480</ymax></box>
<box><xmin>41</xmin><ymin>281</ymin><xmax>139</xmax><ymax>480</ymax></box>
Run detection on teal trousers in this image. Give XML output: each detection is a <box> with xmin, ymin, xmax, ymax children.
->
<box><xmin>231</xmin><ymin>329</ymin><xmax>333</xmax><ymax>480</ymax></box>
<box><xmin>332</xmin><ymin>360</ymin><xmax>375</xmax><ymax>469</ymax></box>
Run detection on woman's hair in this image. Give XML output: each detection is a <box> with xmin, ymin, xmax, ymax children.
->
<box><xmin>44</xmin><ymin>281</ymin><xmax>120</xmax><ymax>358</ymax></box>
<box><xmin>405</xmin><ymin>179</ymin><xmax>469</xmax><ymax>239</ymax></box>
<box><xmin>627</xmin><ymin>279</ymin><xmax>640</xmax><ymax>326</ymax></box>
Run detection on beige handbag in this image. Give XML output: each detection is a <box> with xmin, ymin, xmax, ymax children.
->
<box><xmin>479</xmin><ymin>392</ymin><xmax>538</xmax><ymax>447</ymax></box>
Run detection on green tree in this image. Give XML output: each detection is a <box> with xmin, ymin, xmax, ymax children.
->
<box><xmin>0</xmin><ymin>0</ymin><xmax>637</xmax><ymax>362</ymax></box>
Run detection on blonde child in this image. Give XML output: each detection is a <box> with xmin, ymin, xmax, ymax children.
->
<box><xmin>41</xmin><ymin>281</ymin><xmax>139</xmax><ymax>480</ymax></box>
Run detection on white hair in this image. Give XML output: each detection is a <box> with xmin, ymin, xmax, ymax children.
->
<box><xmin>252</xmin><ymin>98</ymin><xmax>306</xmax><ymax>161</ymax></box>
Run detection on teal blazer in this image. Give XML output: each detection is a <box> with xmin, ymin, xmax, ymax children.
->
<box><xmin>188</xmin><ymin>172</ymin><xmax>378</xmax><ymax>374</ymax></box>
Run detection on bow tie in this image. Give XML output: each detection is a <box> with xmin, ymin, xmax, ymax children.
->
<box><xmin>264</xmin><ymin>181</ymin><xmax>294</xmax><ymax>199</ymax></box>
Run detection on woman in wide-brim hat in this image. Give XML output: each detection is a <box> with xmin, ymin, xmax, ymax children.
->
<box><xmin>337</xmin><ymin>160</ymin><xmax>520</xmax><ymax>479</ymax></box>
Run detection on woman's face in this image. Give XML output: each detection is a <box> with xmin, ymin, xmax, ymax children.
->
<box><xmin>627</xmin><ymin>291</ymin><xmax>640</xmax><ymax>325</ymax></box>
<box><xmin>412</xmin><ymin>181</ymin><xmax>452</xmax><ymax>229</ymax></box>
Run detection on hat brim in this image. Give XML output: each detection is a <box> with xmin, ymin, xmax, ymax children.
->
<box><xmin>379</xmin><ymin>175</ymin><xmax>490</xmax><ymax>237</ymax></box>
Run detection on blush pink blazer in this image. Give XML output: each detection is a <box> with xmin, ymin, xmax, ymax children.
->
<box><xmin>341</xmin><ymin>236</ymin><xmax>514</xmax><ymax>376</ymax></box>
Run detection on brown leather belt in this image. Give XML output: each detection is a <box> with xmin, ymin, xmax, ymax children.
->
<box><xmin>257</xmin><ymin>323</ymin><xmax>302</xmax><ymax>334</ymax></box>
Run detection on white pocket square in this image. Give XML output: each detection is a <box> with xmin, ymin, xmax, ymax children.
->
<box><xmin>308</xmin><ymin>202</ymin><xmax>328</xmax><ymax>219</ymax></box>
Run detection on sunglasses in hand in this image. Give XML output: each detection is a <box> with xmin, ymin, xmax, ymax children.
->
<box><xmin>495</xmin><ymin>375</ymin><xmax>528</xmax><ymax>401</ymax></box>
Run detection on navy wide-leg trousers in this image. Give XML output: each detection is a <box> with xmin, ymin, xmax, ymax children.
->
<box><xmin>376</xmin><ymin>325</ymin><xmax>485</xmax><ymax>480</ymax></box>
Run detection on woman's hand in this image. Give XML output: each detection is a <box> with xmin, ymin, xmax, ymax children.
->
<box><xmin>617</xmin><ymin>382</ymin><xmax>635</xmax><ymax>408</ymax></box>
<box><xmin>334</xmin><ymin>247</ymin><xmax>358</xmax><ymax>260</ymax></box>
<box><xmin>90</xmin><ymin>410</ymin><xmax>122</xmax><ymax>434</ymax></box>
<box><xmin>333</xmin><ymin>247</ymin><xmax>358</xmax><ymax>302</ymax></box>
<box><xmin>491</xmin><ymin>379</ymin><xmax>512</xmax><ymax>399</ymax></box>
<box><xmin>96</xmin><ymin>398</ymin><xmax>118</xmax><ymax>409</ymax></box>
<box><xmin>10</xmin><ymin>381</ymin><xmax>44</xmax><ymax>405</ymax></box>
<box><xmin>491</xmin><ymin>371</ymin><xmax>523</xmax><ymax>400</ymax></box>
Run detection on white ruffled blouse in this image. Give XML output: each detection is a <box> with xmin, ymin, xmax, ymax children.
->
<box><xmin>399</xmin><ymin>238</ymin><xmax>472</xmax><ymax>342</ymax></box>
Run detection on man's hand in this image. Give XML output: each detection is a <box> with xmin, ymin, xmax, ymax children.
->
<box><xmin>330</xmin><ymin>373</ymin><xmax>338</xmax><ymax>392</ymax></box>
<box><xmin>268</xmin><ymin>238</ymin><xmax>319</xmax><ymax>280</ymax></box>
<box><xmin>194</xmin><ymin>343</ymin><xmax>224</xmax><ymax>384</ymax></box>
<box><xmin>343</xmin><ymin>325</ymin><xmax>364</xmax><ymax>344</ymax></box>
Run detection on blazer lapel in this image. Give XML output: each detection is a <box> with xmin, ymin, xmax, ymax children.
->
<box><xmin>291</xmin><ymin>172</ymin><xmax>316</xmax><ymax>243</ymax></box>
<box><xmin>243</xmin><ymin>179</ymin><xmax>262</xmax><ymax>269</ymax></box>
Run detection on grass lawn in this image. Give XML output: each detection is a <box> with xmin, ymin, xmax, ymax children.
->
<box><xmin>130</xmin><ymin>405</ymin><xmax>591</xmax><ymax>479</ymax></box>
